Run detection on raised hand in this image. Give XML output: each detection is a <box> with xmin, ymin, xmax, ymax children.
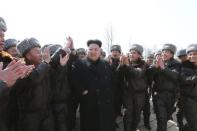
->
<box><xmin>60</xmin><ymin>53</ymin><xmax>70</xmax><ymax>67</ymax></box>
<box><xmin>65</xmin><ymin>36</ymin><xmax>74</xmax><ymax>49</ymax></box>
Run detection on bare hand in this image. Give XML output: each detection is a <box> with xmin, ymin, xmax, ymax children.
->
<box><xmin>0</xmin><ymin>60</ymin><xmax>26</xmax><ymax>87</ymax></box>
<box><xmin>65</xmin><ymin>36</ymin><xmax>74</xmax><ymax>49</ymax></box>
<box><xmin>60</xmin><ymin>53</ymin><xmax>70</xmax><ymax>66</ymax></box>
<box><xmin>120</xmin><ymin>55</ymin><xmax>129</xmax><ymax>65</ymax></box>
<box><xmin>19</xmin><ymin>65</ymin><xmax>35</xmax><ymax>79</ymax></box>
<box><xmin>156</xmin><ymin>56</ymin><xmax>164</xmax><ymax>69</ymax></box>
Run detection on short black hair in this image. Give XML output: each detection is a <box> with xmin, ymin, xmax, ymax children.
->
<box><xmin>87</xmin><ymin>39</ymin><xmax>102</xmax><ymax>47</ymax></box>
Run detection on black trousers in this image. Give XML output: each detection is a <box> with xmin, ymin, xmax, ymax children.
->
<box><xmin>143</xmin><ymin>90</ymin><xmax>151</xmax><ymax>125</ymax></box>
<box><xmin>17</xmin><ymin>110</ymin><xmax>54</xmax><ymax>131</ymax></box>
<box><xmin>182</xmin><ymin>97</ymin><xmax>197</xmax><ymax>131</ymax></box>
<box><xmin>176</xmin><ymin>97</ymin><xmax>185</xmax><ymax>131</ymax></box>
<box><xmin>153</xmin><ymin>91</ymin><xmax>175</xmax><ymax>131</ymax></box>
<box><xmin>67</xmin><ymin>97</ymin><xmax>80</xmax><ymax>131</ymax></box>
<box><xmin>123</xmin><ymin>92</ymin><xmax>145</xmax><ymax>131</ymax></box>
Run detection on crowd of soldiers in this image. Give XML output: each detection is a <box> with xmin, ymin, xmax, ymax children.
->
<box><xmin>0</xmin><ymin>16</ymin><xmax>197</xmax><ymax>131</ymax></box>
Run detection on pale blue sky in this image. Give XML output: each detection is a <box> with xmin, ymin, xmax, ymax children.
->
<box><xmin>1</xmin><ymin>0</ymin><xmax>197</xmax><ymax>54</ymax></box>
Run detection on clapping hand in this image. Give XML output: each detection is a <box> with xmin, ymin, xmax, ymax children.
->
<box><xmin>155</xmin><ymin>55</ymin><xmax>164</xmax><ymax>69</ymax></box>
<box><xmin>120</xmin><ymin>55</ymin><xmax>129</xmax><ymax>65</ymax></box>
<box><xmin>0</xmin><ymin>60</ymin><xmax>25</xmax><ymax>87</ymax></box>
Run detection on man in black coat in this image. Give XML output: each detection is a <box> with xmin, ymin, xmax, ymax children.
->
<box><xmin>179</xmin><ymin>44</ymin><xmax>197</xmax><ymax>131</ymax></box>
<box><xmin>176</xmin><ymin>49</ymin><xmax>187</xmax><ymax>131</ymax></box>
<box><xmin>0</xmin><ymin>17</ymin><xmax>34</xmax><ymax>131</ymax></box>
<box><xmin>143</xmin><ymin>53</ymin><xmax>154</xmax><ymax>130</ymax></box>
<box><xmin>9</xmin><ymin>38</ymin><xmax>70</xmax><ymax>131</ymax></box>
<box><xmin>107</xmin><ymin>45</ymin><xmax>123</xmax><ymax>126</ymax></box>
<box><xmin>147</xmin><ymin>43</ymin><xmax>180</xmax><ymax>131</ymax></box>
<box><xmin>70</xmin><ymin>39</ymin><xmax>116</xmax><ymax>131</ymax></box>
<box><xmin>118</xmin><ymin>44</ymin><xmax>148</xmax><ymax>131</ymax></box>
<box><xmin>67</xmin><ymin>47</ymin><xmax>86</xmax><ymax>131</ymax></box>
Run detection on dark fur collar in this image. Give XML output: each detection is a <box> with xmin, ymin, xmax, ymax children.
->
<box><xmin>182</xmin><ymin>60</ymin><xmax>197</xmax><ymax>69</ymax></box>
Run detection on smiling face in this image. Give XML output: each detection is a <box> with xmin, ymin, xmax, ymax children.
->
<box><xmin>187</xmin><ymin>51</ymin><xmax>197</xmax><ymax>65</ymax></box>
<box><xmin>162</xmin><ymin>50</ymin><xmax>173</xmax><ymax>61</ymax></box>
<box><xmin>87</xmin><ymin>43</ymin><xmax>101</xmax><ymax>61</ymax></box>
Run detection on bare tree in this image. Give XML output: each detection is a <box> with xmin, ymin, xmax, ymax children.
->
<box><xmin>104</xmin><ymin>25</ymin><xmax>114</xmax><ymax>54</ymax></box>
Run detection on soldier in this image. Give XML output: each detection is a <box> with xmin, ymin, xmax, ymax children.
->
<box><xmin>177</xmin><ymin>49</ymin><xmax>187</xmax><ymax>63</ymax></box>
<box><xmin>148</xmin><ymin>43</ymin><xmax>180</xmax><ymax>131</ymax></box>
<box><xmin>3</xmin><ymin>39</ymin><xmax>19</xmax><ymax>58</ymax></box>
<box><xmin>76</xmin><ymin>48</ymin><xmax>86</xmax><ymax>59</ymax></box>
<box><xmin>9</xmin><ymin>38</ymin><xmax>69</xmax><ymax>131</ymax></box>
<box><xmin>179</xmin><ymin>44</ymin><xmax>197</xmax><ymax>131</ymax></box>
<box><xmin>0</xmin><ymin>17</ymin><xmax>34</xmax><ymax>131</ymax></box>
<box><xmin>48</xmin><ymin>43</ymin><xmax>71</xmax><ymax>131</ymax></box>
<box><xmin>176</xmin><ymin>49</ymin><xmax>187</xmax><ymax>131</ymax></box>
<box><xmin>67</xmin><ymin>47</ymin><xmax>86</xmax><ymax>131</ymax></box>
<box><xmin>108</xmin><ymin>45</ymin><xmax>121</xmax><ymax>66</ymax></box>
<box><xmin>108</xmin><ymin>45</ymin><xmax>122</xmax><ymax>118</ymax></box>
<box><xmin>146</xmin><ymin>53</ymin><xmax>154</xmax><ymax>66</ymax></box>
<box><xmin>70</xmin><ymin>39</ymin><xmax>116</xmax><ymax>131</ymax></box>
<box><xmin>143</xmin><ymin>53</ymin><xmax>154</xmax><ymax>130</ymax></box>
<box><xmin>119</xmin><ymin>44</ymin><xmax>147</xmax><ymax>131</ymax></box>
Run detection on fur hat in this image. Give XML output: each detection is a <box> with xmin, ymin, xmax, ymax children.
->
<box><xmin>0</xmin><ymin>17</ymin><xmax>7</xmax><ymax>32</ymax></box>
<box><xmin>176</xmin><ymin>49</ymin><xmax>186</xmax><ymax>57</ymax></box>
<box><xmin>17</xmin><ymin>38</ymin><xmax>41</xmax><ymax>57</ymax></box>
<box><xmin>129</xmin><ymin>44</ymin><xmax>143</xmax><ymax>55</ymax></box>
<box><xmin>110</xmin><ymin>45</ymin><xmax>121</xmax><ymax>53</ymax></box>
<box><xmin>162</xmin><ymin>43</ymin><xmax>177</xmax><ymax>54</ymax></box>
<box><xmin>186</xmin><ymin>44</ymin><xmax>197</xmax><ymax>54</ymax></box>
<box><xmin>154</xmin><ymin>50</ymin><xmax>162</xmax><ymax>58</ymax></box>
<box><xmin>147</xmin><ymin>53</ymin><xmax>154</xmax><ymax>58</ymax></box>
<box><xmin>3</xmin><ymin>39</ymin><xmax>18</xmax><ymax>51</ymax></box>
<box><xmin>76</xmin><ymin>48</ymin><xmax>86</xmax><ymax>54</ymax></box>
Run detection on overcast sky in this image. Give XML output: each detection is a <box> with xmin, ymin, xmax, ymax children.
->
<box><xmin>1</xmin><ymin>0</ymin><xmax>197</xmax><ymax>53</ymax></box>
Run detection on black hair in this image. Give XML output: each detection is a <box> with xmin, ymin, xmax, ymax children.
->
<box><xmin>87</xmin><ymin>39</ymin><xmax>102</xmax><ymax>47</ymax></box>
